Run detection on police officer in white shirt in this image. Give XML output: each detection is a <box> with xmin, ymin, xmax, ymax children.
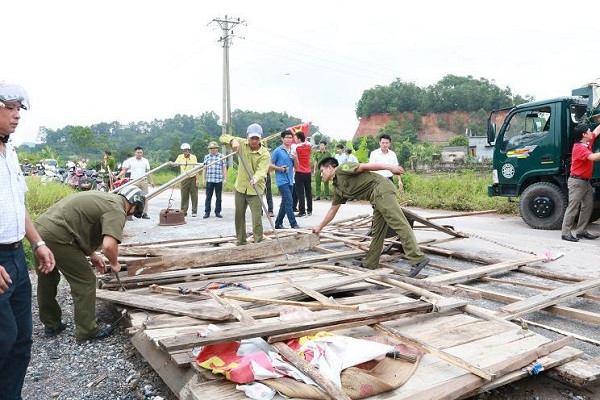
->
<box><xmin>0</xmin><ymin>82</ymin><xmax>55</xmax><ymax>399</ymax></box>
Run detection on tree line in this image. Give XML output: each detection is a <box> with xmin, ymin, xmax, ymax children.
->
<box><xmin>355</xmin><ymin>74</ymin><xmax>532</xmax><ymax>118</ymax></box>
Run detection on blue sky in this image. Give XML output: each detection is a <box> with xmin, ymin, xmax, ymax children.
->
<box><xmin>5</xmin><ymin>0</ymin><xmax>599</xmax><ymax>145</ymax></box>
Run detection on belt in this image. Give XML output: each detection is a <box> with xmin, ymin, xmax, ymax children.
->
<box><xmin>570</xmin><ymin>175</ymin><xmax>590</xmax><ymax>181</ymax></box>
<box><xmin>0</xmin><ymin>241</ymin><xmax>22</xmax><ymax>251</ymax></box>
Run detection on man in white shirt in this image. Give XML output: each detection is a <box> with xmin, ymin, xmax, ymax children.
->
<box><xmin>334</xmin><ymin>144</ymin><xmax>348</xmax><ymax>164</ymax></box>
<box><xmin>118</xmin><ymin>147</ymin><xmax>155</xmax><ymax>219</ymax></box>
<box><xmin>0</xmin><ymin>82</ymin><xmax>55</xmax><ymax>399</ymax></box>
<box><xmin>369</xmin><ymin>134</ymin><xmax>402</xmax><ymax>191</ymax></box>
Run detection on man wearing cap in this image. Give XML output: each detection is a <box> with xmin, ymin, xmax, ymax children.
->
<box><xmin>221</xmin><ymin>124</ymin><xmax>271</xmax><ymax>245</ymax></box>
<box><xmin>118</xmin><ymin>146</ymin><xmax>154</xmax><ymax>219</ymax></box>
<box><xmin>174</xmin><ymin>143</ymin><xmax>199</xmax><ymax>217</ymax></box>
<box><xmin>0</xmin><ymin>82</ymin><xmax>56</xmax><ymax>399</ymax></box>
<box><xmin>35</xmin><ymin>187</ymin><xmax>146</xmax><ymax>343</ymax></box>
<box><xmin>313</xmin><ymin>157</ymin><xmax>429</xmax><ymax>277</ymax></box>
<box><xmin>202</xmin><ymin>141</ymin><xmax>227</xmax><ymax>218</ymax></box>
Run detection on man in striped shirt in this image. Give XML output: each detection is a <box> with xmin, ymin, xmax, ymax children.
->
<box><xmin>202</xmin><ymin>141</ymin><xmax>227</xmax><ymax>218</ymax></box>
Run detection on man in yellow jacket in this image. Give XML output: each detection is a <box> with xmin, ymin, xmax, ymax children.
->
<box><xmin>174</xmin><ymin>143</ymin><xmax>199</xmax><ymax>217</ymax></box>
<box><xmin>220</xmin><ymin>124</ymin><xmax>270</xmax><ymax>245</ymax></box>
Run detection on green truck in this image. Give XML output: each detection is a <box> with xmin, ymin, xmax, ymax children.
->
<box><xmin>487</xmin><ymin>84</ymin><xmax>600</xmax><ymax>229</ymax></box>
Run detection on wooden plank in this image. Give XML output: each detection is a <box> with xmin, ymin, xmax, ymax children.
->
<box><xmin>397</xmin><ymin>336</ymin><xmax>574</xmax><ymax>400</ymax></box>
<box><xmin>127</xmin><ymin>233</ymin><xmax>319</xmax><ymax>276</ymax></box>
<box><xmin>96</xmin><ymin>289</ymin><xmax>230</xmax><ymax>320</ymax></box>
<box><xmin>219</xmin><ymin>293</ymin><xmax>359</xmax><ymax>311</ymax></box>
<box><xmin>456</xmin><ymin>284</ymin><xmax>600</xmax><ymax>325</ymax></box>
<box><xmin>402</xmin><ymin>208</ymin><xmax>468</xmax><ymax>238</ymax></box>
<box><xmin>373</xmin><ymin>323</ymin><xmax>495</xmax><ymax>381</ymax></box>
<box><xmin>131</xmin><ymin>331</ymin><xmax>196</xmax><ymax>395</ymax></box>
<box><xmin>425</xmin><ymin>256</ymin><xmax>545</xmax><ymax>285</ymax></box>
<box><xmin>159</xmin><ymin>301</ymin><xmax>433</xmax><ymax>351</ymax></box>
<box><xmin>548</xmin><ymin>355</ymin><xmax>600</xmax><ymax>387</ymax></box>
<box><xmin>461</xmin><ymin>346</ymin><xmax>583</xmax><ymax>398</ymax></box>
<box><xmin>499</xmin><ymin>276</ymin><xmax>600</xmax><ymax>319</ymax></box>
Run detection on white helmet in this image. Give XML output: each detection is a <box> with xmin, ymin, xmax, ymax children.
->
<box><xmin>180</xmin><ymin>143</ymin><xmax>191</xmax><ymax>150</ymax></box>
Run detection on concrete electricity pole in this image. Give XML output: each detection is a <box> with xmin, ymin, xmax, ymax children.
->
<box><xmin>210</xmin><ymin>16</ymin><xmax>245</xmax><ymax>166</ymax></box>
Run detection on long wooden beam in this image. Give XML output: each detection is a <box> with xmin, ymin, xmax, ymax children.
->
<box><xmin>126</xmin><ymin>234</ymin><xmax>319</xmax><ymax>276</ymax></box>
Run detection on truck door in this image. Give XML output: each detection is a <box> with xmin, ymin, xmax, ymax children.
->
<box><xmin>496</xmin><ymin>105</ymin><xmax>555</xmax><ymax>192</ymax></box>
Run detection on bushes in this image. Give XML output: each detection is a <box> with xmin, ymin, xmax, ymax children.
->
<box><xmin>401</xmin><ymin>171</ymin><xmax>517</xmax><ymax>213</ymax></box>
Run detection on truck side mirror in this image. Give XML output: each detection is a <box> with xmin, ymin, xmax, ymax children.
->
<box><xmin>487</xmin><ymin>123</ymin><xmax>496</xmax><ymax>144</ymax></box>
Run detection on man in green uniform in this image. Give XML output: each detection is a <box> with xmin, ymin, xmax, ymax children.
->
<box><xmin>34</xmin><ymin>186</ymin><xmax>146</xmax><ymax>342</ymax></box>
<box><xmin>174</xmin><ymin>142</ymin><xmax>199</xmax><ymax>217</ymax></box>
<box><xmin>313</xmin><ymin>157</ymin><xmax>429</xmax><ymax>277</ymax></box>
<box><xmin>313</xmin><ymin>140</ymin><xmax>331</xmax><ymax>200</ymax></box>
<box><xmin>220</xmin><ymin>123</ymin><xmax>271</xmax><ymax>245</ymax></box>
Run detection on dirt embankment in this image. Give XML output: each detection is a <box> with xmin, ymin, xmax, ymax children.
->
<box><xmin>353</xmin><ymin>111</ymin><xmax>472</xmax><ymax>143</ymax></box>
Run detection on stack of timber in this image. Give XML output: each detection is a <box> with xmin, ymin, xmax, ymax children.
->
<box><xmin>95</xmin><ymin>212</ymin><xmax>600</xmax><ymax>399</ymax></box>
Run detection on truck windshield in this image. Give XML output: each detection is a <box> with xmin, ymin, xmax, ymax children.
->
<box><xmin>501</xmin><ymin>107</ymin><xmax>551</xmax><ymax>151</ymax></box>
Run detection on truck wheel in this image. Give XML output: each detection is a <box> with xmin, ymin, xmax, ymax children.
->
<box><xmin>589</xmin><ymin>207</ymin><xmax>600</xmax><ymax>223</ymax></box>
<box><xmin>519</xmin><ymin>182</ymin><xmax>566</xmax><ymax>230</ymax></box>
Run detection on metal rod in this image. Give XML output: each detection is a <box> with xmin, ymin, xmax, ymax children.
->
<box><xmin>145</xmin><ymin>152</ymin><xmax>236</xmax><ymax>201</ymax></box>
<box><xmin>109</xmin><ymin>161</ymin><xmax>172</xmax><ymax>193</ymax></box>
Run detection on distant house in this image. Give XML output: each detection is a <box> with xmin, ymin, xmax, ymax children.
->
<box><xmin>467</xmin><ymin>132</ymin><xmax>494</xmax><ymax>161</ymax></box>
<box><xmin>441</xmin><ymin>146</ymin><xmax>467</xmax><ymax>163</ymax></box>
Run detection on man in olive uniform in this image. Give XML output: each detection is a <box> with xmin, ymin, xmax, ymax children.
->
<box><xmin>34</xmin><ymin>186</ymin><xmax>146</xmax><ymax>342</ymax></box>
<box><xmin>313</xmin><ymin>140</ymin><xmax>331</xmax><ymax>200</ymax></box>
<box><xmin>220</xmin><ymin>123</ymin><xmax>271</xmax><ymax>245</ymax></box>
<box><xmin>313</xmin><ymin>157</ymin><xmax>429</xmax><ymax>277</ymax></box>
<box><xmin>174</xmin><ymin>143</ymin><xmax>199</xmax><ymax>217</ymax></box>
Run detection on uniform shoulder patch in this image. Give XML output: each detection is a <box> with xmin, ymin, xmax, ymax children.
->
<box><xmin>341</xmin><ymin>164</ymin><xmax>350</xmax><ymax>171</ymax></box>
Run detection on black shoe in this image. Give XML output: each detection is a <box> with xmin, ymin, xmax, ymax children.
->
<box><xmin>191</xmin><ymin>212</ymin><xmax>197</xmax><ymax>217</ymax></box>
<box><xmin>293</xmin><ymin>208</ymin><xmax>298</xmax><ymax>212</ymax></box>
<box><xmin>203</xmin><ymin>213</ymin><xmax>209</xmax><ymax>219</ymax></box>
<box><xmin>408</xmin><ymin>257</ymin><xmax>430</xmax><ymax>277</ymax></box>
<box><xmin>291</xmin><ymin>224</ymin><xmax>300</xmax><ymax>229</ymax></box>
<box><xmin>275</xmin><ymin>225</ymin><xmax>286</xmax><ymax>229</ymax></box>
<box><xmin>577</xmin><ymin>232</ymin><xmax>598</xmax><ymax>240</ymax></box>
<box><xmin>295</xmin><ymin>213</ymin><xmax>306</xmax><ymax>218</ymax></box>
<box><xmin>141</xmin><ymin>213</ymin><xmax>150</xmax><ymax>219</ymax></box>
<box><xmin>307</xmin><ymin>211</ymin><xmax>312</xmax><ymax>216</ymax></box>
<box><xmin>44</xmin><ymin>321</ymin><xmax>67</xmax><ymax>337</ymax></box>
<box><xmin>561</xmin><ymin>234</ymin><xmax>579</xmax><ymax>242</ymax></box>
<box><xmin>77</xmin><ymin>324</ymin><xmax>115</xmax><ymax>344</ymax></box>
<box><xmin>267</xmin><ymin>211</ymin><xmax>275</xmax><ymax>218</ymax></box>
<box><xmin>215</xmin><ymin>213</ymin><xmax>222</xmax><ymax>218</ymax></box>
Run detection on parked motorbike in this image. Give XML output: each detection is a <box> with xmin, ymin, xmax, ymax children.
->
<box><xmin>66</xmin><ymin>167</ymin><xmax>93</xmax><ymax>191</ymax></box>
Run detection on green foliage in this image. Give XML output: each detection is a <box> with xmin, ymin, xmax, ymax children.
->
<box><xmin>379</xmin><ymin>120</ymin><xmax>401</xmax><ymax>137</ymax></box>
<box><xmin>354</xmin><ymin>137</ymin><xmax>371</xmax><ymax>163</ymax></box>
<box><xmin>400</xmin><ymin>171</ymin><xmax>518</xmax><ymax>213</ymax></box>
<box><xmin>36</xmin><ymin>110</ymin><xmax>316</xmax><ymax>167</ymax></box>
<box><xmin>356</xmin><ymin>75</ymin><xmax>522</xmax><ymax>118</ymax></box>
<box><xmin>448</xmin><ymin>135</ymin><xmax>469</xmax><ymax>147</ymax></box>
<box><xmin>399</xmin><ymin>116</ymin><xmax>418</xmax><ymax>144</ymax></box>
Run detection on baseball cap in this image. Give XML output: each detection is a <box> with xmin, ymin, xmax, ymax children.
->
<box><xmin>246</xmin><ymin>123</ymin><xmax>263</xmax><ymax>138</ymax></box>
<box><xmin>0</xmin><ymin>82</ymin><xmax>30</xmax><ymax>110</ymax></box>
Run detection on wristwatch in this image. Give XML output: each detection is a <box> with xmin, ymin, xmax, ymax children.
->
<box><xmin>32</xmin><ymin>240</ymin><xmax>46</xmax><ymax>252</ymax></box>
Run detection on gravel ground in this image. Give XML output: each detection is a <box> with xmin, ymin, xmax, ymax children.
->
<box><xmin>23</xmin><ymin>273</ymin><xmax>177</xmax><ymax>400</ymax></box>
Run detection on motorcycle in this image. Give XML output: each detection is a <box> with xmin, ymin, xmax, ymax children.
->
<box><xmin>66</xmin><ymin>167</ymin><xmax>93</xmax><ymax>191</ymax></box>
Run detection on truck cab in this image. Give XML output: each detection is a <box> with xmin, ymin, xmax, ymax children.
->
<box><xmin>487</xmin><ymin>91</ymin><xmax>600</xmax><ymax>229</ymax></box>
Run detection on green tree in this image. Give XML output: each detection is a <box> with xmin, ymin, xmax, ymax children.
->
<box><xmin>379</xmin><ymin>120</ymin><xmax>401</xmax><ymax>137</ymax></box>
<box><xmin>448</xmin><ymin>135</ymin><xmax>469</xmax><ymax>147</ymax></box>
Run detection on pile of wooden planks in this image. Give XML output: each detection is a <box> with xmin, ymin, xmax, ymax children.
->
<box><xmin>97</xmin><ymin>213</ymin><xmax>599</xmax><ymax>399</ymax></box>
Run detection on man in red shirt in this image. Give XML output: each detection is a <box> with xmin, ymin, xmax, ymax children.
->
<box><xmin>293</xmin><ymin>132</ymin><xmax>313</xmax><ymax>217</ymax></box>
<box><xmin>561</xmin><ymin>123</ymin><xmax>600</xmax><ymax>242</ymax></box>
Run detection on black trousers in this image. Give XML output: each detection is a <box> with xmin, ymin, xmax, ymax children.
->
<box><xmin>295</xmin><ymin>172</ymin><xmax>312</xmax><ymax>214</ymax></box>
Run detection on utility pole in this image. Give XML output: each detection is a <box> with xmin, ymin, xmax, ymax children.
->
<box><xmin>210</xmin><ymin>16</ymin><xmax>245</xmax><ymax>167</ymax></box>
